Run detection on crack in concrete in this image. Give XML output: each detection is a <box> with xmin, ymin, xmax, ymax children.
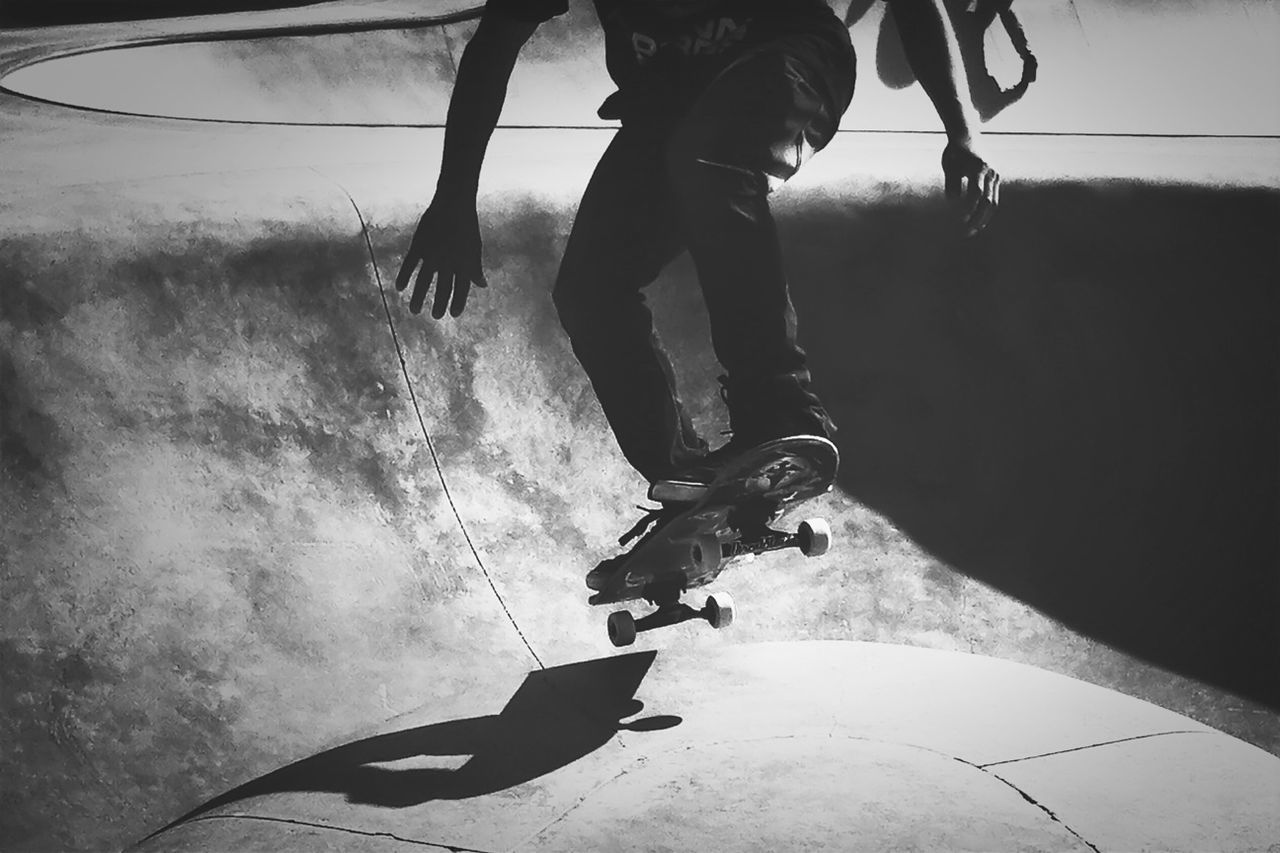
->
<box><xmin>509</xmin><ymin>755</ymin><xmax>651</xmax><ymax>852</ymax></box>
<box><xmin>559</xmin><ymin>733</ymin><xmax>1113</xmax><ymax>852</ymax></box>
<box><xmin>969</xmin><ymin>765</ymin><xmax>1103</xmax><ymax>853</ymax></box>
<box><xmin>195</xmin><ymin>731</ymin><xmax>1209</xmax><ymax>852</ymax></box>
<box><xmin>978</xmin><ymin>729</ymin><xmax>1209</xmax><ymax>769</ymax></box>
<box><xmin>180</xmin><ymin>812</ymin><xmax>498</xmax><ymax>852</ymax></box>
<box><xmin>960</xmin><ymin>729</ymin><xmax>1217</xmax><ymax>853</ymax></box>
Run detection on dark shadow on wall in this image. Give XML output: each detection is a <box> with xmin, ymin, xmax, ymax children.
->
<box><xmin>779</xmin><ymin>182</ymin><xmax>1279</xmax><ymax>709</ymax></box>
<box><xmin>0</xmin><ymin>0</ymin><xmax>325</xmax><ymax>27</ymax></box>
<box><xmin>145</xmin><ymin>652</ymin><xmax>678</xmax><ymax>836</ymax></box>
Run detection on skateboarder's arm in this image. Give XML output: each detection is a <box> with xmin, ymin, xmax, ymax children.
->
<box><xmin>888</xmin><ymin>0</ymin><xmax>1000</xmax><ymax>234</ymax></box>
<box><xmin>396</xmin><ymin>8</ymin><xmax>538</xmax><ymax>317</ymax></box>
<box><xmin>435</xmin><ymin>9</ymin><xmax>539</xmax><ymax>202</ymax></box>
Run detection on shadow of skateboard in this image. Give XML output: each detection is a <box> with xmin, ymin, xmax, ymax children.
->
<box><xmin>589</xmin><ymin>436</ymin><xmax>839</xmax><ymax>646</ymax></box>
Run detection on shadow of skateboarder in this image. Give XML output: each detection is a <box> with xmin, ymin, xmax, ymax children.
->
<box><xmin>150</xmin><ymin>651</ymin><xmax>680</xmax><ymax>831</ymax></box>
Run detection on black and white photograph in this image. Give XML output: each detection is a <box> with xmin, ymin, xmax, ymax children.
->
<box><xmin>2</xmin><ymin>0</ymin><xmax>1277</xmax><ymax>850</ymax></box>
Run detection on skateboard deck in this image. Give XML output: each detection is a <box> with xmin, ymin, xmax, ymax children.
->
<box><xmin>589</xmin><ymin>435</ymin><xmax>838</xmax><ymax>645</ymax></box>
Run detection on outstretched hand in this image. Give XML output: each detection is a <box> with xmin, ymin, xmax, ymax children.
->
<box><xmin>395</xmin><ymin>199</ymin><xmax>488</xmax><ymax>319</ymax></box>
<box><xmin>942</xmin><ymin>140</ymin><xmax>1000</xmax><ymax>237</ymax></box>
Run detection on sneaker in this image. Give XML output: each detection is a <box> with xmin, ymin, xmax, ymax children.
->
<box><xmin>648</xmin><ymin>431</ymin><xmax>830</xmax><ymax>503</ymax></box>
<box><xmin>586</xmin><ymin>502</ymin><xmax>688</xmax><ymax>592</ymax></box>
<box><xmin>647</xmin><ymin>374</ymin><xmax>835</xmax><ymax>502</ymax></box>
<box><xmin>647</xmin><ymin>438</ymin><xmax>747</xmax><ymax>502</ymax></box>
<box><xmin>718</xmin><ymin>373</ymin><xmax>836</xmax><ymax>449</ymax></box>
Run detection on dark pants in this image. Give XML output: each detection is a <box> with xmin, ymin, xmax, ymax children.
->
<box><xmin>553</xmin><ymin>32</ymin><xmax>856</xmax><ymax>483</ymax></box>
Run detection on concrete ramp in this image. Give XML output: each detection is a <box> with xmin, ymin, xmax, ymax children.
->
<box><xmin>134</xmin><ymin>643</ymin><xmax>1280</xmax><ymax>853</ymax></box>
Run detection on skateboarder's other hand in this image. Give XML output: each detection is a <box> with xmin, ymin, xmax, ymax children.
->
<box><xmin>942</xmin><ymin>140</ymin><xmax>1000</xmax><ymax>237</ymax></box>
<box><xmin>395</xmin><ymin>199</ymin><xmax>488</xmax><ymax>319</ymax></box>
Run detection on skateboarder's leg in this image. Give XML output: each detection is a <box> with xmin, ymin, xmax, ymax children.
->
<box><xmin>553</xmin><ymin>128</ymin><xmax>706</xmax><ymax>483</ymax></box>
<box><xmin>664</xmin><ymin>32</ymin><xmax>855</xmax><ymax>448</ymax></box>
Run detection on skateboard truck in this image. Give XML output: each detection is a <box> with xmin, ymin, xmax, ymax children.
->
<box><xmin>607</xmin><ymin>580</ymin><xmax>735</xmax><ymax>648</ymax></box>
<box><xmin>590</xmin><ymin>436</ymin><xmax>839</xmax><ymax>647</ymax></box>
<box><xmin>604</xmin><ymin>517</ymin><xmax>832</xmax><ymax>647</ymax></box>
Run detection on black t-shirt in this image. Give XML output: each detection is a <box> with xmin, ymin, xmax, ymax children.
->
<box><xmin>486</xmin><ymin>0</ymin><xmax>848</xmax><ymax>117</ymax></box>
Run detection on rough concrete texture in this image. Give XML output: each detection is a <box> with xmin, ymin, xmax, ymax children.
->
<box><xmin>129</xmin><ymin>644</ymin><xmax>1280</xmax><ymax>852</ymax></box>
<box><xmin>2</xmin><ymin>2</ymin><xmax>1278</xmax><ymax>851</ymax></box>
<box><xmin>3</xmin><ymin>174</ymin><xmax>1276</xmax><ymax>852</ymax></box>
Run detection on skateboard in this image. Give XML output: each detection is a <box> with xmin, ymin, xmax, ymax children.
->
<box><xmin>589</xmin><ymin>435</ymin><xmax>838</xmax><ymax>647</ymax></box>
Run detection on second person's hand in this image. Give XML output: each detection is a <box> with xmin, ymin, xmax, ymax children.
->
<box><xmin>942</xmin><ymin>140</ymin><xmax>1000</xmax><ymax>237</ymax></box>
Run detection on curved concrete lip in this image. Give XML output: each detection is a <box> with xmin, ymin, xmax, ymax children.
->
<box><xmin>134</xmin><ymin>641</ymin><xmax>1280</xmax><ymax>853</ymax></box>
<box><xmin>1</xmin><ymin>0</ymin><xmax>1276</xmax><ymax>190</ymax></box>
<box><xmin>3</xmin><ymin>0</ymin><xmax>1278</xmax><ymax>138</ymax></box>
<box><xmin>0</xmin><ymin>0</ymin><xmax>483</xmax><ymax>125</ymax></box>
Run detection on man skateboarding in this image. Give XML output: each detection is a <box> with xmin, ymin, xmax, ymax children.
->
<box><xmin>396</xmin><ymin>0</ymin><xmax>1000</xmax><ymax>591</ymax></box>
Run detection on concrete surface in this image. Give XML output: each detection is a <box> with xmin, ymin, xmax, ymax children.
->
<box><xmin>131</xmin><ymin>644</ymin><xmax>1280</xmax><ymax>853</ymax></box>
<box><xmin>1</xmin><ymin>2</ymin><xmax>1277</xmax><ymax>851</ymax></box>
<box><xmin>5</xmin><ymin>0</ymin><xmax>1278</xmax><ymax>136</ymax></box>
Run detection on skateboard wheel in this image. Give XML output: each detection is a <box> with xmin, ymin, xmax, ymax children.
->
<box><xmin>690</xmin><ymin>533</ymin><xmax>723</xmax><ymax>573</ymax></box>
<box><xmin>798</xmin><ymin>518</ymin><xmax>832</xmax><ymax>557</ymax></box>
<box><xmin>607</xmin><ymin>610</ymin><xmax>637</xmax><ymax>647</ymax></box>
<box><xmin>706</xmin><ymin>592</ymin><xmax>735</xmax><ymax>629</ymax></box>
